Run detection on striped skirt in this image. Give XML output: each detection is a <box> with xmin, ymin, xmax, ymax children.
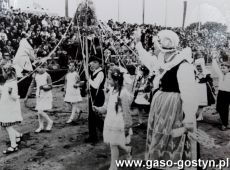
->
<box><xmin>146</xmin><ymin>91</ymin><xmax>193</xmax><ymax>163</ymax></box>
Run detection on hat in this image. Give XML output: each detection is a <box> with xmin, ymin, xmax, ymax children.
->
<box><xmin>156</xmin><ymin>30</ymin><xmax>179</xmax><ymax>51</ymax></box>
<box><xmin>89</xmin><ymin>55</ymin><xmax>102</xmax><ymax>64</ymax></box>
<box><xmin>139</xmin><ymin>65</ymin><xmax>149</xmax><ymax>75</ymax></box>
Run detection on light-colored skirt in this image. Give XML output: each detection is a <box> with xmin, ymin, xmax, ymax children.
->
<box><xmin>103</xmin><ymin>111</ymin><xmax>132</xmax><ymax>146</ymax></box>
<box><xmin>64</xmin><ymin>88</ymin><xmax>82</xmax><ymax>103</ymax></box>
<box><xmin>0</xmin><ymin>99</ymin><xmax>23</xmax><ymax>127</ymax></box>
<box><xmin>36</xmin><ymin>93</ymin><xmax>53</xmax><ymax>111</ymax></box>
<box><xmin>196</xmin><ymin>83</ymin><xmax>208</xmax><ymax>106</ymax></box>
<box><xmin>146</xmin><ymin>91</ymin><xmax>193</xmax><ymax>162</ymax></box>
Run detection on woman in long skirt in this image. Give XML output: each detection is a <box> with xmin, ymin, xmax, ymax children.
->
<box><xmin>135</xmin><ymin>29</ymin><xmax>198</xmax><ymax>169</ymax></box>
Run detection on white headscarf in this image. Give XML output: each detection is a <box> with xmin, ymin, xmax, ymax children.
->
<box><xmin>154</xmin><ymin>30</ymin><xmax>180</xmax><ymax>53</ymax></box>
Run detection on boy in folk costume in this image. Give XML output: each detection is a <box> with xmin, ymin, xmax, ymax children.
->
<box><xmin>135</xmin><ymin>29</ymin><xmax>198</xmax><ymax>169</ymax></box>
<box><xmin>85</xmin><ymin>56</ymin><xmax>105</xmax><ymax>144</ymax></box>
<box><xmin>212</xmin><ymin>51</ymin><xmax>230</xmax><ymax>131</ymax></box>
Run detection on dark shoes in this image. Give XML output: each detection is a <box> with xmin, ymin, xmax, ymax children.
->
<box><xmin>3</xmin><ymin>146</ymin><xmax>18</xmax><ymax>154</ymax></box>
<box><xmin>16</xmin><ymin>134</ymin><xmax>23</xmax><ymax>144</ymax></box>
<box><xmin>84</xmin><ymin>137</ymin><xmax>98</xmax><ymax>144</ymax></box>
<box><xmin>220</xmin><ymin>125</ymin><xmax>230</xmax><ymax>131</ymax></box>
<box><xmin>76</xmin><ymin>110</ymin><xmax>83</xmax><ymax>120</ymax></box>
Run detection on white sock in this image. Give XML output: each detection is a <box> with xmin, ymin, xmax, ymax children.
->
<box><xmin>37</xmin><ymin>113</ymin><xmax>44</xmax><ymax>129</ymax></box>
<box><xmin>110</xmin><ymin>145</ymin><xmax>119</xmax><ymax>170</ymax></box>
<box><xmin>6</xmin><ymin>126</ymin><xmax>17</xmax><ymax>147</ymax></box>
<box><xmin>40</xmin><ymin>111</ymin><xmax>53</xmax><ymax>124</ymax></box>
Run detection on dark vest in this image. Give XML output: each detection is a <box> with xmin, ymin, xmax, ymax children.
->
<box><xmin>160</xmin><ymin>61</ymin><xmax>185</xmax><ymax>93</ymax></box>
<box><xmin>90</xmin><ymin>69</ymin><xmax>105</xmax><ymax>106</ymax></box>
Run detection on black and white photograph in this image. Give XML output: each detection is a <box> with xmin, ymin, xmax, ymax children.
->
<box><xmin>0</xmin><ymin>0</ymin><xmax>230</xmax><ymax>169</ymax></box>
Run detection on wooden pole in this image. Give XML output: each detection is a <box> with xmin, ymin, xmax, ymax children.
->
<box><xmin>142</xmin><ymin>0</ymin><xmax>145</xmax><ymax>24</ymax></box>
<box><xmin>7</xmin><ymin>0</ymin><xmax>10</xmax><ymax>8</ymax></box>
<box><xmin>164</xmin><ymin>0</ymin><xmax>168</xmax><ymax>27</ymax></box>
<box><xmin>198</xmin><ymin>4</ymin><xmax>201</xmax><ymax>31</ymax></box>
<box><xmin>0</xmin><ymin>0</ymin><xmax>2</xmax><ymax>11</ymax></box>
<box><xmin>13</xmin><ymin>0</ymin><xmax>17</xmax><ymax>8</ymax></box>
<box><xmin>118</xmin><ymin>0</ymin><xmax>120</xmax><ymax>22</ymax></box>
<box><xmin>182</xmin><ymin>1</ymin><xmax>187</xmax><ymax>29</ymax></box>
<box><xmin>65</xmin><ymin>0</ymin><xmax>69</xmax><ymax>17</ymax></box>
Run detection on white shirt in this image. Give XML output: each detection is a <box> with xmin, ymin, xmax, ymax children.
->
<box><xmin>136</xmin><ymin>42</ymin><xmax>198</xmax><ymax>123</ymax></box>
<box><xmin>177</xmin><ymin>62</ymin><xmax>199</xmax><ymax>123</ymax></box>
<box><xmin>212</xmin><ymin>60</ymin><xmax>230</xmax><ymax>92</ymax></box>
<box><xmin>89</xmin><ymin>67</ymin><xmax>104</xmax><ymax>89</ymax></box>
<box><xmin>13</xmin><ymin>38</ymin><xmax>35</xmax><ymax>78</ymax></box>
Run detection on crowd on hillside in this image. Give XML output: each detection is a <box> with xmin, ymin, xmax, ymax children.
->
<box><xmin>0</xmin><ymin>6</ymin><xmax>230</xmax><ymax>170</ymax></box>
<box><xmin>0</xmin><ymin>8</ymin><xmax>230</xmax><ymax>72</ymax></box>
<box><xmin>0</xmin><ymin>8</ymin><xmax>76</xmax><ymax>69</ymax></box>
<box><xmin>104</xmin><ymin>20</ymin><xmax>230</xmax><ymax>65</ymax></box>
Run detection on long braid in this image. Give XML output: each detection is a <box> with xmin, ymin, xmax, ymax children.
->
<box><xmin>111</xmin><ymin>68</ymin><xmax>124</xmax><ymax>114</ymax></box>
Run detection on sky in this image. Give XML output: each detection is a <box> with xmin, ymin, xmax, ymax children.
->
<box><xmin>10</xmin><ymin>0</ymin><xmax>230</xmax><ymax>28</ymax></box>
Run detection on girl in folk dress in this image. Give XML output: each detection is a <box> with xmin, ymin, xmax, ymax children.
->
<box><xmin>93</xmin><ymin>67</ymin><xmax>133</xmax><ymax>170</ymax></box>
<box><xmin>0</xmin><ymin>65</ymin><xmax>23</xmax><ymax>154</ymax></box>
<box><xmin>64</xmin><ymin>61</ymin><xmax>82</xmax><ymax>124</ymax></box>
<box><xmin>131</xmin><ymin>65</ymin><xmax>151</xmax><ymax>126</ymax></box>
<box><xmin>24</xmin><ymin>62</ymin><xmax>53</xmax><ymax>133</ymax></box>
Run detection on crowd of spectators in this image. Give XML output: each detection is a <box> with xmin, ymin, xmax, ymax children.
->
<box><xmin>104</xmin><ymin>20</ymin><xmax>230</xmax><ymax>65</ymax></box>
<box><xmin>0</xmin><ymin>8</ymin><xmax>78</xmax><ymax>69</ymax></box>
<box><xmin>0</xmin><ymin>8</ymin><xmax>230</xmax><ymax>72</ymax></box>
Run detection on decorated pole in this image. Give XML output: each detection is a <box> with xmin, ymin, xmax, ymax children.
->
<box><xmin>73</xmin><ymin>0</ymin><xmax>104</xmax><ymax>109</ymax></box>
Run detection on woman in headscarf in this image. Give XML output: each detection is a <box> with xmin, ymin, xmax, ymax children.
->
<box><xmin>135</xmin><ymin>29</ymin><xmax>198</xmax><ymax>169</ymax></box>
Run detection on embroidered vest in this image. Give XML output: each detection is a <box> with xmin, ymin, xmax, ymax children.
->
<box><xmin>90</xmin><ymin>70</ymin><xmax>105</xmax><ymax>99</ymax></box>
<box><xmin>160</xmin><ymin>61</ymin><xmax>185</xmax><ymax>93</ymax></box>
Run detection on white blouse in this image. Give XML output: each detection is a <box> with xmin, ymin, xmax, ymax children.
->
<box><xmin>212</xmin><ymin>59</ymin><xmax>230</xmax><ymax>92</ymax></box>
<box><xmin>136</xmin><ymin>42</ymin><xmax>198</xmax><ymax>123</ymax></box>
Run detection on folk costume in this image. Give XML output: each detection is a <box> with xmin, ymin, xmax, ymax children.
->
<box><xmin>213</xmin><ymin>59</ymin><xmax>230</xmax><ymax>129</ymax></box>
<box><xmin>87</xmin><ymin>57</ymin><xmax>105</xmax><ymax>143</ymax></box>
<box><xmin>136</xmin><ymin>30</ymin><xmax>198</xmax><ymax>169</ymax></box>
